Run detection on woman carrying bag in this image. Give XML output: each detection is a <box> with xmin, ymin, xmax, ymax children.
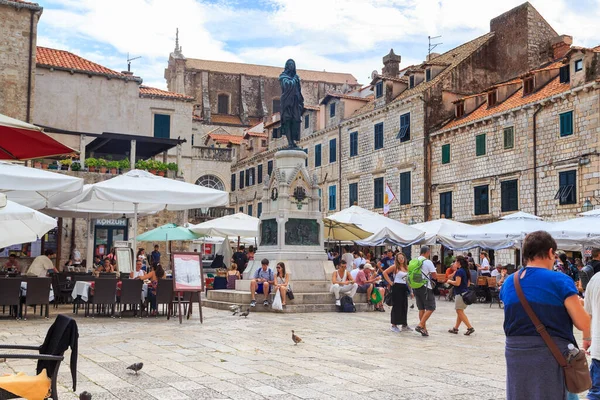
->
<box><xmin>273</xmin><ymin>262</ymin><xmax>290</xmax><ymax>308</ymax></box>
<box><xmin>500</xmin><ymin>231</ymin><xmax>591</xmax><ymax>399</ymax></box>
<box><xmin>383</xmin><ymin>253</ymin><xmax>412</xmax><ymax>333</ymax></box>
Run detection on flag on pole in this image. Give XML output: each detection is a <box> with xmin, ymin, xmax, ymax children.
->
<box><xmin>383</xmin><ymin>183</ymin><xmax>396</xmax><ymax>216</ymax></box>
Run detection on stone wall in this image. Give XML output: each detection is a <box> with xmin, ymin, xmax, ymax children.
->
<box><xmin>0</xmin><ymin>2</ymin><xmax>41</xmax><ymax>122</ymax></box>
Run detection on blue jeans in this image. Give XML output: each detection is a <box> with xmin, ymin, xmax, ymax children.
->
<box><xmin>589</xmin><ymin>358</ymin><xmax>600</xmax><ymax>400</ymax></box>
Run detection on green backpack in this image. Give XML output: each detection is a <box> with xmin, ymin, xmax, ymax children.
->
<box><xmin>407</xmin><ymin>258</ymin><xmax>426</xmax><ymax>289</ymax></box>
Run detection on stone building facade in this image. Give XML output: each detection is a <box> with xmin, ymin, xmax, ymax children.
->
<box><xmin>0</xmin><ymin>0</ymin><xmax>42</xmax><ymax>122</ymax></box>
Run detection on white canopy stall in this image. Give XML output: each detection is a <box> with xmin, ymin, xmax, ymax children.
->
<box><xmin>0</xmin><ymin>193</ymin><xmax>57</xmax><ymax>248</ymax></box>
<box><xmin>411</xmin><ymin>218</ymin><xmax>474</xmax><ymax>245</ymax></box>
<box><xmin>190</xmin><ymin>213</ymin><xmax>260</xmax><ymax>238</ymax></box>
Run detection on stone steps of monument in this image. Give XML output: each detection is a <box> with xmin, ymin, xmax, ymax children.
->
<box><xmin>201</xmin><ymin>299</ymin><xmax>373</xmax><ymax>313</ymax></box>
<box><xmin>208</xmin><ymin>289</ymin><xmax>369</xmax><ymax>305</ymax></box>
<box><xmin>234</xmin><ymin>280</ymin><xmax>332</xmax><ymax>293</ymax></box>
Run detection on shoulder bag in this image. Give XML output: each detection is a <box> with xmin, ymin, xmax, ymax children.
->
<box><xmin>513</xmin><ymin>270</ymin><xmax>591</xmax><ymax>393</ymax></box>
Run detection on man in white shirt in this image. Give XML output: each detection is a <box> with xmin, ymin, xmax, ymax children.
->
<box><xmin>25</xmin><ymin>250</ymin><xmax>57</xmax><ymax>277</ymax></box>
<box><xmin>584</xmin><ymin>273</ymin><xmax>600</xmax><ymax>398</ymax></box>
<box><xmin>414</xmin><ymin>246</ymin><xmax>438</xmax><ymax>337</ymax></box>
<box><xmin>341</xmin><ymin>246</ymin><xmax>354</xmax><ymax>269</ymax></box>
<box><xmin>491</xmin><ymin>264</ymin><xmax>502</xmax><ymax>278</ymax></box>
<box><xmin>130</xmin><ymin>260</ymin><xmax>145</xmax><ymax>279</ymax></box>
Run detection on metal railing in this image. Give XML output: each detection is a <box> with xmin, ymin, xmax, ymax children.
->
<box><xmin>192</xmin><ymin>146</ymin><xmax>232</xmax><ymax>162</ymax></box>
<box><xmin>188</xmin><ymin>206</ymin><xmax>235</xmax><ymax>224</ymax></box>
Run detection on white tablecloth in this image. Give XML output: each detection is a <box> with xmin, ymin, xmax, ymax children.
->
<box><xmin>71</xmin><ymin>280</ymin><xmax>147</xmax><ymax>302</ymax></box>
<box><xmin>20</xmin><ymin>282</ymin><xmax>54</xmax><ymax>302</ymax></box>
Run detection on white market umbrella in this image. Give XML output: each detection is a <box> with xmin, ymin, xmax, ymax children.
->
<box><xmin>355</xmin><ymin>226</ymin><xmax>423</xmax><ymax>246</ymax></box>
<box><xmin>326</xmin><ymin>206</ymin><xmax>424</xmax><ymax>245</ymax></box>
<box><xmin>547</xmin><ymin>216</ymin><xmax>600</xmax><ymax>249</ymax></box>
<box><xmin>190</xmin><ymin>212</ymin><xmax>260</xmax><ymax>238</ymax></box>
<box><xmin>61</xmin><ymin>169</ymin><xmax>229</xmax><ymax>268</ymax></box>
<box><xmin>411</xmin><ymin>218</ymin><xmax>475</xmax><ymax>245</ymax></box>
<box><xmin>0</xmin><ymin>161</ymin><xmax>83</xmax><ymax>209</ymax></box>
<box><xmin>438</xmin><ymin>211</ymin><xmax>551</xmax><ymax>251</ymax></box>
<box><xmin>0</xmin><ymin>193</ymin><xmax>57</xmax><ymax>248</ymax></box>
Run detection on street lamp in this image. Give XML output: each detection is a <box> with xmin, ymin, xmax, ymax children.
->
<box><xmin>582</xmin><ymin>199</ymin><xmax>594</xmax><ymax>213</ymax></box>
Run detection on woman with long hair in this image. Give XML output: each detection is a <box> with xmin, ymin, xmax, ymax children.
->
<box><xmin>137</xmin><ymin>262</ymin><xmax>166</xmax><ymax>316</ymax></box>
<box><xmin>227</xmin><ymin>263</ymin><xmax>240</xmax><ymax>289</ymax></box>
<box><xmin>274</xmin><ymin>262</ymin><xmax>290</xmax><ymax>307</ymax></box>
<box><xmin>383</xmin><ymin>253</ymin><xmax>412</xmax><ymax>332</ymax></box>
<box><xmin>447</xmin><ymin>256</ymin><xmax>475</xmax><ymax>335</ymax></box>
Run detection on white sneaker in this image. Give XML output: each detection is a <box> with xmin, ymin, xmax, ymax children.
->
<box><xmin>401</xmin><ymin>325</ymin><xmax>413</xmax><ymax>332</ymax></box>
<box><xmin>390</xmin><ymin>326</ymin><xmax>401</xmax><ymax>333</ymax></box>
<box><xmin>335</xmin><ymin>299</ymin><xmax>341</xmax><ymax>306</ymax></box>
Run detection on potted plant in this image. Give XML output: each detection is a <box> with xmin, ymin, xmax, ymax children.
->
<box><xmin>135</xmin><ymin>159</ymin><xmax>147</xmax><ymax>170</ymax></box>
<box><xmin>157</xmin><ymin>162</ymin><xmax>168</xmax><ymax>177</ymax></box>
<box><xmin>48</xmin><ymin>161</ymin><xmax>59</xmax><ymax>170</ymax></box>
<box><xmin>107</xmin><ymin>160</ymin><xmax>119</xmax><ymax>174</ymax></box>
<box><xmin>147</xmin><ymin>159</ymin><xmax>158</xmax><ymax>175</ymax></box>
<box><xmin>33</xmin><ymin>159</ymin><xmax>42</xmax><ymax>169</ymax></box>
<box><xmin>85</xmin><ymin>157</ymin><xmax>98</xmax><ymax>172</ymax></box>
<box><xmin>59</xmin><ymin>159</ymin><xmax>72</xmax><ymax>171</ymax></box>
<box><xmin>71</xmin><ymin>161</ymin><xmax>82</xmax><ymax>172</ymax></box>
<box><xmin>98</xmin><ymin>158</ymin><xmax>108</xmax><ymax>174</ymax></box>
<box><xmin>167</xmin><ymin>162</ymin><xmax>178</xmax><ymax>178</ymax></box>
<box><xmin>119</xmin><ymin>159</ymin><xmax>130</xmax><ymax>173</ymax></box>
<box><xmin>41</xmin><ymin>160</ymin><xmax>49</xmax><ymax>169</ymax></box>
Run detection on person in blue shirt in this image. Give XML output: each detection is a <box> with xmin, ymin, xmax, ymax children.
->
<box><xmin>446</xmin><ymin>256</ymin><xmax>474</xmax><ymax>335</ymax></box>
<box><xmin>151</xmin><ymin>245</ymin><xmax>161</xmax><ymax>265</ymax></box>
<box><xmin>500</xmin><ymin>230</ymin><xmax>590</xmax><ymax>400</ymax></box>
<box><xmin>250</xmin><ymin>258</ymin><xmax>274</xmax><ymax>307</ymax></box>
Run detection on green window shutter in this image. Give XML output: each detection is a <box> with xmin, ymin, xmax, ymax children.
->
<box><xmin>476</xmin><ymin>134</ymin><xmax>486</xmax><ymax>156</ymax></box>
<box><xmin>503</xmin><ymin>127</ymin><xmax>514</xmax><ymax>149</ymax></box>
<box><xmin>560</xmin><ymin>111</ymin><xmax>573</xmax><ymax>137</ymax></box>
<box><xmin>441</xmin><ymin>144</ymin><xmax>450</xmax><ymax>164</ymax></box>
<box><xmin>153</xmin><ymin>114</ymin><xmax>171</xmax><ymax>138</ymax></box>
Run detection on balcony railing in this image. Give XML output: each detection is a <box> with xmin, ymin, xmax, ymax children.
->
<box><xmin>193</xmin><ymin>146</ymin><xmax>232</xmax><ymax>162</ymax></box>
<box><xmin>188</xmin><ymin>206</ymin><xmax>235</xmax><ymax>224</ymax></box>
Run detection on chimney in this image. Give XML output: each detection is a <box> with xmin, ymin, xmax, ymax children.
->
<box><xmin>550</xmin><ymin>35</ymin><xmax>573</xmax><ymax>59</ymax></box>
<box><xmin>382</xmin><ymin>49</ymin><xmax>401</xmax><ymax>77</ymax></box>
<box><xmin>426</xmin><ymin>52</ymin><xmax>441</xmax><ymax>62</ymax></box>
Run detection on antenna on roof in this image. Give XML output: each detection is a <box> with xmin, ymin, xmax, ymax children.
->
<box><xmin>428</xmin><ymin>35</ymin><xmax>443</xmax><ymax>59</ymax></box>
<box><xmin>127</xmin><ymin>52</ymin><xmax>141</xmax><ymax>72</ymax></box>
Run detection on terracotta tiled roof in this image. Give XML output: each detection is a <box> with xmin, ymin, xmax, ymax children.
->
<box><xmin>304</xmin><ymin>105</ymin><xmax>320</xmax><ymax>111</ymax></box>
<box><xmin>207</xmin><ymin>133</ymin><xmax>244</xmax><ymax>145</ymax></box>
<box><xmin>139</xmin><ymin>85</ymin><xmax>194</xmax><ymax>101</ymax></box>
<box><xmin>320</xmin><ymin>92</ymin><xmax>371</xmax><ymax>105</ymax></box>
<box><xmin>521</xmin><ymin>59</ymin><xmax>565</xmax><ymax>76</ymax></box>
<box><xmin>36</xmin><ymin>47</ymin><xmax>141</xmax><ymax>82</ymax></box>
<box><xmin>245</xmin><ymin>131</ymin><xmax>267</xmax><ymax>138</ymax></box>
<box><xmin>440</xmin><ymin>76</ymin><xmax>570</xmax><ymax>131</ymax></box>
<box><xmin>210</xmin><ymin>114</ymin><xmax>244</xmax><ymax>126</ymax></box>
<box><xmin>184</xmin><ymin>58</ymin><xmax>358</xmax><ymax>85</ymax></box>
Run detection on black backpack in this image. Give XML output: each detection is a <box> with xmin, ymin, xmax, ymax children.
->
<box><xmin>339</xmin><ymin>295</ymin><xmax>356</xmax><ymax>312</ymax></box>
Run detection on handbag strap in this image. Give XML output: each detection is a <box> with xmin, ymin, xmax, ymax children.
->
<box><xmin>513</xmin><ymin>270</ymin><xmax>567</xmax><ymax>368</ymax></box>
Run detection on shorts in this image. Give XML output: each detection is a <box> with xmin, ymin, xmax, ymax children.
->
<box><xmin>357</xmin><ymin>283</ymin><xmax>371</xmax><ymax>293</ymax></box>
<box><xmin>455</xmin><ymin>293</ymin><xmax>468</xmax><ymax>310</ymax></box>
<box><xmin>256</xmin><ymin>282</ymin><xmax>271</xmax><ymax>294</ymax></box>
<box><xmin>413</xmin><ymin>286</ymin><xmax>436</xmax><ymax>311</ymax></box>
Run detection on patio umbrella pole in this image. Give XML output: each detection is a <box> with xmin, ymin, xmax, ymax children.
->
<box><xmin>237</xmin><ymin>236</ymin><xmax>240</xmax><ymax>251</ymax></box>
<box><xmin>133</xmin><ymin>203</ymin><xmax>138</xmax><ymax>269</ymax></box>
<box><xmin>86</xmin><ymin>214</ymin><xmax>94</xmax><ymax>272</ymax></box>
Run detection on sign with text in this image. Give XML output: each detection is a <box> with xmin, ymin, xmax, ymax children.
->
<box><xmin>95</xmin><ymin>218</ymin><xmax>128</xmax><ymax>227</ymax></box>
<box><xmin>172</xmin><ymin>252</ymin><xmax>203</xmax><ymax>291</ymax></box>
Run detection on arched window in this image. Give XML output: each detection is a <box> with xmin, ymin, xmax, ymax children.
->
<box><xmin>196</xmin><ymin>175</ymin><xmax>225</xmax><ymax>191</ymax></box>
<box><xmin>217</xmin><ymin>94</ymin><xmax>229</xmax><ymax>114</ymax></box>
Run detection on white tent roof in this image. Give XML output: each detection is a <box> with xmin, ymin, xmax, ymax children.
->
<box><xmin>326</xmin><ymin>206</ymin><xmax>424</xmax><ymax>245</ymax></box>
<box><xmin>62</xmin><ymin>169</ymin><xmax>228</xmax><ymax>210</ymax></box>
<box><xmin>0</xmin><ymin>194</ymin><xmax>57</xmax><ymax>248</ymax></box>
<box><xmin>0</xmin><ymin>161</ymin><xmax>83</xmax><ymax>209</ymax></box>
<box><xmin>355</xmin><ymin>226</ymin><xmax>423</xmax><ymax>247</ymax></box>
<box><xmin>580</xmin><ymin>209</ymin><xmax>600</xmax><ymax>217</ymax></box>
<box><xmin>438</xmin><ymin>211</ymin><xmax>551</xmax><ymax>250</ymax></box>
<box><xmin>190</xmin><ymin>213</ymin><xmax>260</xmax><ymax>238</ymax></box>
<box><xmin>411</xmin><ymin>219</ymin><xmax>475</xmax><ymax>245</ymax></box>
<box><xmin>547</xmin><ymin>217</ymin><xmax>600</xmax><ymax>249</ymax></box>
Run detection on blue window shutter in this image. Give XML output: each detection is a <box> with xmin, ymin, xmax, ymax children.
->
<box><xmin>153</xmin><ymin>114</ymin><xmax>171</xmax><ymax>138</ymax></box>
<box><xmin>267</xmin><ymin>160</ymin><xmax>273</xmax><ymax>176</ymax></box>
<box><xmin>239</xmin><ymin>170</ymin><xmax>245</xmax><ymax>189</ymax></box>
<box><xmin>374</xmin><ymin>178</ymin><xmax>384</xmax><ymax>208</ymax></box>
<box><xmin>350</xmin><ymin>131</ymin><xmax>358</xmax><ymax>157</ymax></box>
<box><xmin>329</xmin><ymin>186</ymin><xmax>337</xmax><ymax>210</ymax></box>
<box><xmin>257</xmin><ymin>164</ymin><xmax>263</xmax><ymax>184</ymax></box>
<box><xmin>315</xmin><ymin>144</ymin><xmax>322</xmax><ymax>167</ymax></box>
<box><xmin>398</xmin><ymin>113</ymin><xmax>410</xmax><ymax>142</ymax></box>
<box><xmin>329</xmin><ymin>139</ymin><xmax>337</xmax><ymax>163</ymax></box>
<box><xmin>257</xmin><ymin>203</ymin><xmax>262</xmax><ymax>218</ymax></box>
<box><xmin>400</xmin><ymin>172</ymin><xmax>411</xmax><ymax>205</ymax></box>
<box><xmin>349</xmin><ymin>183</ymin><xmax>358</xmax><ymax>206</ymax></box>
<box><xmin>330</xmin><ymin>103</ymin><xmax>336</xmax><ymax>118</ymax></box>
<box><xmin>560</xmin><ymin>111</ymin><xmax>573</xmax><ymax>137</ymax></box>
<box><xmin>374</xmin><ymin>123</ymin><xmax>384</xmax><ymax>150</ymax></box>
<box><xmin>247</xmin><ymin>205</ymin><xmax>253</xmax><ymax>216</ymax></box>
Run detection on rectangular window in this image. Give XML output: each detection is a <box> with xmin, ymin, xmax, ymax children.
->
<box><xmin>239</xmin><ymin>206</ymin><xmax>243</xmax><ymax>213</ymax></box>
<box><xmin>267</xmin><ymin>160</ymin><xmax>273</xmax><ymax>176</ymax></box>
<box><xmin>349</xmin><ymin>131</ymin><xmax>358</xmax><ymax>157</ymax></box>
<box><xmin>440</xmin><ymin>192</ymin><xmax>452</xmax><ymax>219</ymax></box>
<box><xmin>247</xmin><ymin>204</ymin><xmax>253</xmax><ymax>216</ymax></box>
<box><xmin>474</xmin><ymin>185</ymin><xmax>489</xmax><ymax>215</ymax></box>
<box><xmin>559</xmin><ymin>111</ymin><xmax>573</xmax><ymax>137</ymax></box>
<box><xmin>304</xmin><ymin>114</ymin><xmax>309</xmax><ymax>129</ymax></box>
<box><xmin>246</xmin><ymin>168</ymin><xmax>255</xmax><ymax>186</ymax></box>
<box><xmin>503</xmin><ymin>127</ymin><xmax>514</xmax><ymax>149</ymax></box>
<box><xmin>257</xmin><ymin>164</ymin><xmax>263</xmax><ymax>184</ymax></box>
<box><xmin>524</xmin><ymin>77</ymin><xmax>534</xmax><ymax>95</ymax></box>
<box><xmin>575</xmin><ymin>59</ymin><xmax>583</xmax><ymax>72</ymax></box>
<box><xmin>314</xmin><ymin>144</ymin><xmax>322</xmax><ymax>167</ymax></box>
<box><xmin>250</xmin><ymin>167</ymin><xmax>255</xmax><ymax>186</ymax></box>
<box><xmin>398</xmin><ymin>113</ymin><xmax>410</xmax><ymax>142</ymax></box>
<box><xmin>400</xmin><ymin>172</ymin><xmax>411</xmax><ymax>205</ymax></box>
<box><xmin>304</xmin><ymin>148</ymin><xmax>308</xmax><ymax>167</ymax></box>
<box><xmin>261</xmin><ymin>139</ymin><xmax>267</xmax><ymax>147</ymax></box>
<box><xmin>456</xmin><ymin>102</ymin><xmax>465</xmax><ymax>118</ymax></box>
<box><xmin>231</xmin><ymin>174</ymin><xmax>236</xmax><ymax>192</ymax></box>
<box><xmin>375</xmin><ymin>81</ymin><xmax>383</xmax><ymax>98</ymax></box>
<box><xmin>318</xmin><ymin>188</ymin><xmax>322</xmax><ymax>212</ymax></box>
<box><xmin>239</xmin><ymin>170</ymin><xmax>245</xmax><ymax>189</ymax></box>
<box><xmin>476</xmin><ymin>134</ymin><xmax>486</xmax><ymax>156</ymax></box>
<box><xmin>374</xmin><ymin>123</ymin><xmax>384</xmax><ymax>150</ymax></box>
<box><xmin>218</xmin><ymin>94</ymin><xmax>229</xmax><ymax>114</ymax></box>
<box><xmin>257</xmin><ymin>202</ymin><xmax>262</xmax><ymax>218</ymax></box>
<box><xmin>272</xmin><ymin>127</ymin><xmax>280</xmax><ymax>139</ymax></box>
<box><xmin>374</xmin><ymin>178</ymin><xmax>384</xmax><ymax>209</ymax></box>
<box><xmin>501</xmin><ymin>179</ymin><xmax>518</xmax><ymax>212</ymax></box>
<box><xmin>153</xmin><ymin>114</ymin><xmax>171</xmax><ymax>138</ymax></box>
<box><xmin>559</xmin><ymin>65</ymin><xmax>570</xmax><ymax>83</ymax></box>
<box><xmin>349</xmin><ymin>183</ymin><xmax>358</xmax><ymax>206</ymax></box>
<box><xmin>328</xmin><ymin>185</ymin><xmax>337</xmax><ymax>211</ymax></box>
<box><xmin>556</xmin><ymin>170</ymin><xmax>577</xmax><ymax>205</ymax></box>
<box><xmin>329</xmin><ymin>138</ymin><xmax>337</xmax><ymax>163</ymax></box>
<box><xmin>487</xmin><ymin>91</ymin><xmax>497</xmax><ymax>107</ymax></box>
<box><xmin>425</xmin><ymin>68</ymin><xmax>431</xmax><ymax>82</ymax></box>
<box><xmin>441</xmin><ymin>144</ymin><xmax>450</xmax><ymax>164</ymax></box>
<box><xmin>272</xmin><ymin>99</ymin><xmax>281</xmax><ymax>114</ymax></box>
<box><xmin>409</xmin><ymin>75</ymin><xmax>414</xmax><ymax>88</ymax></box>
<box><xmin>330</xmin><ymin>103</ymin><xmax>336</xmax><ymax>118</ymax></box>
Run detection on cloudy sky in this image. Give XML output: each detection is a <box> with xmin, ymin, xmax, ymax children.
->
<box><xmin>36</xmin><ymin>0</ymin><xmax>600</xmax><ymax>90</ymax></box>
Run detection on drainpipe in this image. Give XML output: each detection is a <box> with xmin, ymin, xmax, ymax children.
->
<box><xmin>26</xmin><ymin>9</ymin><xmax>35</xmax><ymax>122</ymax></box>
<box><xmin>532</xmin><ymin>105</ymin><xmax>542</xmax><ymax>216</ymax></box>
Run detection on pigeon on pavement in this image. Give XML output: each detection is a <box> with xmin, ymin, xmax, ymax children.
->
<box><xmin>292</xmin><ymin>330</ymin><xmax>302</xmax><ymax>345</ymax></box>
<box><xmin>230</xmin><ymin>305</ymin><xmax>241</xmax><ymax>315</ymax></box>
<box><xmin>79</xmin><ymin>391</ymin><xmax>92</xmax><ymax>400</ymax></box>
<box><xmin>239</xmin><ymin>308</ymin><xmax>250</xmax><ymax>318</ymax></box>
<box><xmin>126</xmin><ymin>362</ymin><xmax>144</xmax><ymax>375</ymax></box>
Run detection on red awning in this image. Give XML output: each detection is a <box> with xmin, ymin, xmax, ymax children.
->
<box><xmin>0</xmin><ymin>114</ymin><xmax>76</xmax><ymax>160</ymax></box>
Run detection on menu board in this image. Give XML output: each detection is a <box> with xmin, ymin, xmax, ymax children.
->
<box><xmin>172</xmin><ymin>252</ymin><xmax>203</xmax><ymax>291</ymax></box>
<box><xmin>116</xmin><ymin>248</ymin><xmax>133</xmax><ymax>274</ymax></box>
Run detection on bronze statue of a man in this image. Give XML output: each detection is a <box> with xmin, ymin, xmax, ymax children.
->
<box><xmin>279</xmin><ymin>59</ymin><xmax>304</xmax><ymax>148</ymax></box>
